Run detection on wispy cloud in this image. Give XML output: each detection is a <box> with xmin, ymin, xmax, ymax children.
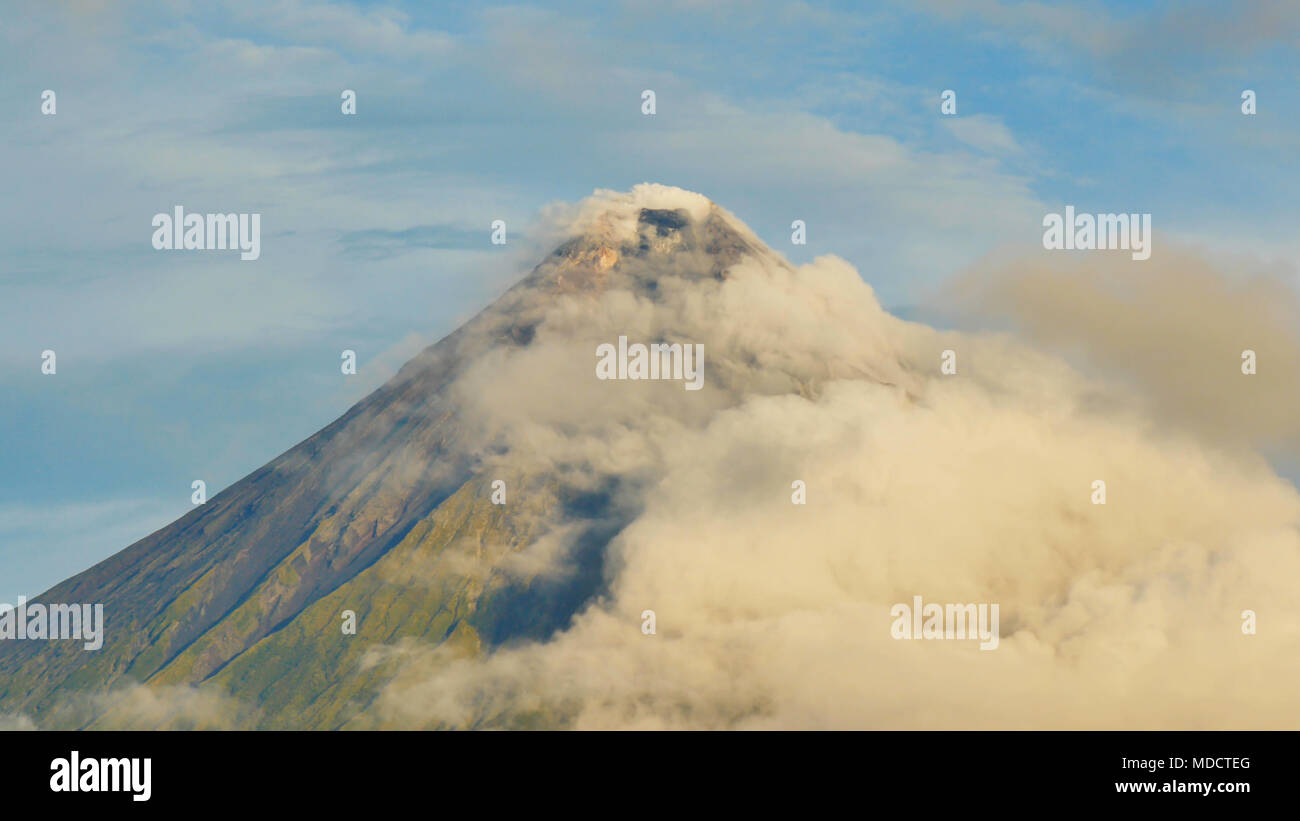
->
<box><xmin>338</xmin><ymin>224</ymin><xmax>495</xmax><ymax>260</ymax></box>
<box><xmin>941</xmin><ymin>113</ymin><xmax>1023</xmax><ymax>154</ymax></box>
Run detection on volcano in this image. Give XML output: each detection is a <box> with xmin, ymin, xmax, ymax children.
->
<box><xmin>0</xmin><ymin>185</ymin><xmax>874</xmax><ymax>729</ymax></box>
<box><xmin>6</xmin><ymin>185</ymin><xmax>1295</xmax><ymax>731</ymax></box>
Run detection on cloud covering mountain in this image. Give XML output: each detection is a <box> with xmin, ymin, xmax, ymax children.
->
<box><xmin>3</xmin><ymin>184</ymin><xmax>1298</xmax><ymax>729</ymax></box>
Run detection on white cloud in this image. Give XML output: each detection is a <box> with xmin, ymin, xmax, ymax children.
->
<box><xmin>358</xmin><ymin>188</ymin><xmax>1300</xmax><ymax>729</ymax></box>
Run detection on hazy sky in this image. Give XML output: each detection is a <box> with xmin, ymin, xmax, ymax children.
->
<box><xmin>2</xmin><ymin>0</ymin><xmax>1297</xmax><ymax>601</ymax></box>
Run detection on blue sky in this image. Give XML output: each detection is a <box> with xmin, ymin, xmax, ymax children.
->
<box><xmin>2</xmin><ymin>0</ymin><xmax>1298</xmax><ymax>601</ymax></box>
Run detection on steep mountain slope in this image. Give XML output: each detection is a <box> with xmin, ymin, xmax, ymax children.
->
<box><xmin>0</xmin><ymin>186</ymin><xmax>804</xmax><ymax>728</ymax></box>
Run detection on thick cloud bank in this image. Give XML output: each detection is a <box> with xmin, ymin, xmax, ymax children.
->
<box><xmin>365</xmin><ymin>185</ymin><xmax>1300</xmax><ymax>729</ymax></box>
